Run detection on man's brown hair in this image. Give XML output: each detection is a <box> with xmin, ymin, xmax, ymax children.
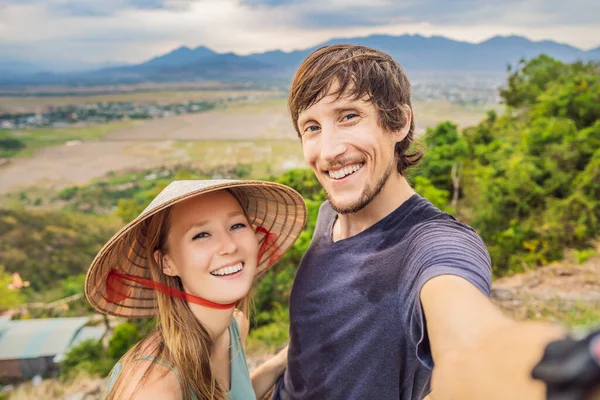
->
<box><xmin>288</xmin><ymin>44</ymin><xmax>422</xmax><ymax>174</ymax></box>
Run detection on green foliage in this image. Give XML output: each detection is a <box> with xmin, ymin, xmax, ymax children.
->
<box><xmin>59</xmin><ymin>339</ymin><xmax>113</xmax><ymax>381</ymax></box>
<box><xmin>0</xmin><ymin>137</ymin><xmax>26</xmax><ymax>157</ymax></box>
<box><xmin>412</xmin><ymin>176</ymin><xmax>450</xmax><ymax>211</ymax></box>
<box><xmin>412</xmin><ymin>55</ymin><xmax>600</xmax><ymax>276</ymax></box>
<box><xmin>272</xmin><ymin>169</ymin><xmax>326</xmax><ymax>202</ymax></box>
<box><xmin>0</xmin><ymin>208</ymin><xmax>121</xmax><ymax>295</ymax></box>
<box><xmin>0</xmin><ymin>264</ymin><xmax>23</xmax><ymax>312</ymax></box>
<box><xmin>573</xmin><ymin>248</ymin><xmax>597</xmax><ymax>264</ymax></box>
<box><xmin>248</xmin><ymin>304</ymin><xmax>290</xmax><ymax>352</ymax></box>
<box><xmin>61</xmin><ymin>274</ymin><xmax>86</xmax><ymax>297</ymax></box>
<box><xmin>129</xmin><ymin>317</ymin><xmax>158</xmax><ymax>337</ymax></box>
<box><xmin>500</xmin><ymin>55</ymin><xmax>567</xmax><ymax>108</ymax></box>
<box><xmin>415</xmin><ymin>121</ymin><xmax>469</xmax><ymax>193</ymax></box>
<box><xmin>108</xmin><ymin>322</ymin><xmax>142</xmax><ymax>360</ymax></box>
<box><xmin>59</xmin><ymin>321</ymin><xmax>144</xmax><ymax>380</ymax></box>
<box><xmin>467</xmin><ymin>56</ymin><xmax>600</xmax><ymax>274</ymax></box>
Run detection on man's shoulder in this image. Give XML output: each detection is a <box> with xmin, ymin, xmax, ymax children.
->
<box><xmin>402</xmin><ymin>204</ymin><xmax>487</xmax><ymax>259</ymax></box>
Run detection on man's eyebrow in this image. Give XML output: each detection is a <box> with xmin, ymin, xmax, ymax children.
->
<box><xmin>297</xmin><ymin>111</ymin><xmax>316</xmax><ymax>128</ymax></box>
<box><xmin>298</xmin><ymin>101</ymin><xmax>363</xmax><ymax>127</ymax></box>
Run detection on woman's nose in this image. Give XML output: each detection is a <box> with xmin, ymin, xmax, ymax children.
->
<box><xmin>218</xmin><ymin>232</ymin><xmax>238</xmax><ymax>255</ymax></box>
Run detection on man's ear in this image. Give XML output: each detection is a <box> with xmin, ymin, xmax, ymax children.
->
<box><xmin>393</xmin><ymin>105</ymin><xmax>412</xmax><ymax>141</ymax></box>
<box><xmin>154</xmin><ymin>250</ymin><xmax>178</xmax><ymax>277</ymax></box>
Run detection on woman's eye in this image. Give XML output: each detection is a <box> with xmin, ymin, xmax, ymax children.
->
<box><xmin>192</xmin><ymin>232</ymin><xmax>209</xmax><ymax>240</ymax></box>
<box><xmin>231</xmin><ymin>223</ymin><xmax>246</xmax><ymax>231</ymax></box>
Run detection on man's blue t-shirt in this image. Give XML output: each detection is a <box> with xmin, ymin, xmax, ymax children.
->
<box><xmin>274</xmin><ymin>194</ymin><xmax>492</xmax><ymax>400</ymax></box>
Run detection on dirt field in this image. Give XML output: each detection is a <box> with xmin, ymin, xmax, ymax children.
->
<box><xmin>0</xmin><ymin>97</ymin><xmax>492</xmax><ymax>196</ymax></box>
<box><xmin>492</xmin><ymin>241</ymin><xmax>600</xmax><ymax>327</ymax></box>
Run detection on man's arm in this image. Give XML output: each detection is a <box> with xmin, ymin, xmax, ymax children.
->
<box><xmin>421</xmin><ymin>274</ymin><xmax>566</xmax><ymax>400</ymax></box>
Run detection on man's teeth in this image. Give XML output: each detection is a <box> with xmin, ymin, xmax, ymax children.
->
<box><xmin>210</xmin><ymin>262</ymin><xmax>243</xmax><ymax>276</ymax></box>
<box><xmin>328</xmin><ymin>164</ymin><xmax>363</xmax><ymax>180</ymax></box>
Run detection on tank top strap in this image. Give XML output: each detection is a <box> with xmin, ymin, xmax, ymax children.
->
<box><xmin>228</xmin><ymin>317</ymin><xmax>256</xmax><ymax>399</ymax></box>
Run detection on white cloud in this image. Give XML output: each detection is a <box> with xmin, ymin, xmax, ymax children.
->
<box><xmin>0</xmin><ymin>0</ymin><xmax>598</xmax><ymax>64</ymax></box>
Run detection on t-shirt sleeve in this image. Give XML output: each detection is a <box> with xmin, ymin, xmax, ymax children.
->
<box><xmin>400</xmin><ymin>217</ymin><xmax>492</xmax><ymax>369</ymax></box>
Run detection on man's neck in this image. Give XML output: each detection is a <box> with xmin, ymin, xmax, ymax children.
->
<box><xmin>333</xmin><ymin>174</ymin><xmax>415</xmax><ymax>241</ymax></box>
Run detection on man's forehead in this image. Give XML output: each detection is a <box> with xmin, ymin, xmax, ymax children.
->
<box><xmin>300</xmin><ymin>91</ymin><xmax>363</xmax><ymax>117</ymax></box>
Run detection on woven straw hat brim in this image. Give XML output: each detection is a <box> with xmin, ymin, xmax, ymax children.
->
<box><xmin>85</xmin><ymin>180</ymin><xmax>307</xmax><ymax>318</ymax></box>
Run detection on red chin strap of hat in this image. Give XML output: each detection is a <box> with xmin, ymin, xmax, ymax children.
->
<box><xmin>106</xmin><ymin>269</ymin><xmax>237</xmax><ymax>310</ymax></box>
<box><xmin>105</xmin><ymin>227</ymin><xmax>279</xmax><ymax>310</ymax></box>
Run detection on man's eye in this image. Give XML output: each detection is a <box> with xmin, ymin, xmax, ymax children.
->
<box><xmin>342</xmin><ymin>113</ymin><xmax>359</xmax><ymax>122</ymax></box>
<box><xmin>304</xmin><ymin>125</ymin><xmax>320</xmax><ymax>133</ymax></box>
<box><xmin>231</xmin><ymin>223</ymin><xmax>246</xmax><ymax>230</ymax></box>
<box><xmin>192</xmin><ymin>232</ymin><xmax>209</xmax><ymax>240</ymax></box>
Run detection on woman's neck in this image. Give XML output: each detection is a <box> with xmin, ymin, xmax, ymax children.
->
<box><xmin>188</xmin><ymin>302</ymin><xmax>234</xmax><ymax>342</ymax></box>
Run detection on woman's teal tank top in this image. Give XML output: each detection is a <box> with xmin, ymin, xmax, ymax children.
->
<box><xmin>103</xmin><ymin>318</ymin><xmax>256</xmax><ymax>399</ymax></box>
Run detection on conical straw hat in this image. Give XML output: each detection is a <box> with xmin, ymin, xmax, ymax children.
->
<box><xmin>85</xmin><ymin>179</ymin><xmax>307</xmax><ymax>318</ymax></box>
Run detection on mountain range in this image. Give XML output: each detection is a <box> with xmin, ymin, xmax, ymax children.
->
<box><xmin>1</xmin><ymin>34</ymin><xmax>599</xmax><ymax>87</ymax></box>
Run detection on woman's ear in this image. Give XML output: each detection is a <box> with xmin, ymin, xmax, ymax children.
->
<box><xmin>154</xmin><ymin>250</ymin><xmax>178</xmax><ymax>277</ymax></box>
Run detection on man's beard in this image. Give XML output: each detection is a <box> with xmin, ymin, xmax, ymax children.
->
<box><xmin>327</xmin><ymin>161</ymin><xmax>394</xmax><ymax>214</ymax></box>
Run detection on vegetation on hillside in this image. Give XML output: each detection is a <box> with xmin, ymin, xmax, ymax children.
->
<box><xmin>411</xmin><ymin>55</ymin><xmax>600</xmax><ymax>275</ymax></box>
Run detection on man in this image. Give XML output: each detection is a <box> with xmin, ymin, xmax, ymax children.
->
<box><xmin>272</xmin><ymin>45</ymin><xmax>566</xmax><ymax>399</ymax></box>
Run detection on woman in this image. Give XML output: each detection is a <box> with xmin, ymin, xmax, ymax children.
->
<box><xmin>85</xmin><ymin>180</ymin><xmax>306</xmax><ymax>400</ymax></box>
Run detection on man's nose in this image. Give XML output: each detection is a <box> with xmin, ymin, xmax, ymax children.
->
<box><xmin>320</xmin><ymin>127</ymin><xmax>347</xmax><ymax>164</ymax></box>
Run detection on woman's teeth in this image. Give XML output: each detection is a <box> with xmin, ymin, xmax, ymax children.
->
<box><xmin>328</xmin><ymin>163</ymin><xmax>363</xmax><ymax>180</ymax></box>
<box><xmin>210</xmin><ymin>262</ymin><xmax>243</xmax><ymax>276</ymax></box>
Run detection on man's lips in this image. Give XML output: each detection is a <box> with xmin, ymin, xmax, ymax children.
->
<box><xmin>325</xmin><ymin>162</ymin><xmax>364</xmax><ymax>180</ymax></box>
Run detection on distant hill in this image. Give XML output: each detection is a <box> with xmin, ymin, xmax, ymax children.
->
<box><xmin>0</xmin><ymin>59</ymin><xmax>45</xmax><ymax>75</ymax></box>
<box><xmin>139</xmin><ymin>46</ymin><xmax>218</xmax><ymax>68</ymax></box>
<box><xmin>1</xmin><ymin>34</ymin><xmax>598</xmax><ymax>86</ymax></box>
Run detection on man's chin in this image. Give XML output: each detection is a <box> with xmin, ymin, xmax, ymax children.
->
<box><xmin>327</xmin><ymin>194</ymin><xmax>371</xmax><ymax>215</ymax></box>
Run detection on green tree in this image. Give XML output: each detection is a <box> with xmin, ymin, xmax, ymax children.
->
<box><xmin>466</xmin><ymin>55</ymin><xmax>600</xmax><ymax>274</ymax></box>
<box><xmin>413</xmin><ymin>121</ymin><xmax>469</xmax><ymax>209</ymax></box>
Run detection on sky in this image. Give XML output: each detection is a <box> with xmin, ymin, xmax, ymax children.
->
<box><xmin>0</xmin><ymin>0</ymin><xmax>599</xmax><ymax>65</ymax></box>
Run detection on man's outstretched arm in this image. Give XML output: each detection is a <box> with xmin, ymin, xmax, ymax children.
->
<box><xmin>421</xmin><ymin>274</ymin><xmax>566</xmax><ymax>400</ymax></box>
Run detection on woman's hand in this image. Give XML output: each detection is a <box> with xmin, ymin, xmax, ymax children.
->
<box><xmin>273</xmin><ymin>345</ymin><xmax>288</xmax><ymax>374</ymax></box>
<box><xmin>251</xmin><ymin>344</ymin><xmax>289</xmax><ymax>399</ymax></box>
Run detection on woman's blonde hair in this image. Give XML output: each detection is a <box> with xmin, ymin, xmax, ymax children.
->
<box><xmin>105</xmin><ymin>204</ymin><xmax>251</xmax><ymax>400</ymax></box>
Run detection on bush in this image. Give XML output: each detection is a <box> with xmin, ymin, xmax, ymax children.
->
<box><xmin>108</xmin><ymin>322</ymin><xmax>142</xmax><ymax>360</ymax></box>
<box><xmin>0</xmin><ymin>138</ymin><xmax>26</xmax><ymax>151</ymax></box>
<box><xmin>248</xmin><ymin>305</ymin><xmax>290</xmax><ymax>352</ymax></box>
<box><xmin>59</xmin><ymin>339</ymin><xmax>113</xmax><ymax>381</ymax></box>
